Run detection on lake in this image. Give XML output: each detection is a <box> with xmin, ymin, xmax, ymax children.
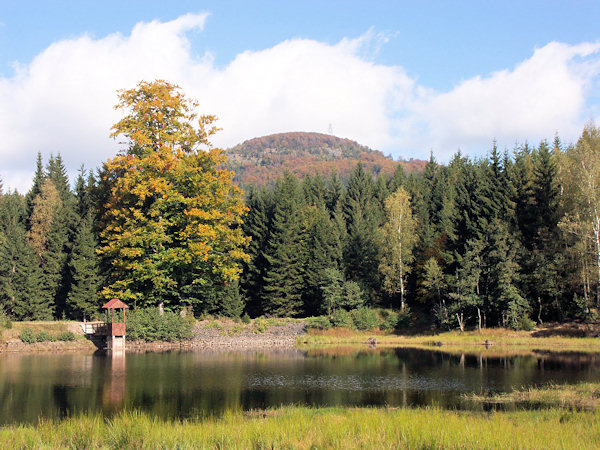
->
<box><xmin>1</xmin><ymin>346</ymin><xmax>599</xmax><ymax>424</ymax></box>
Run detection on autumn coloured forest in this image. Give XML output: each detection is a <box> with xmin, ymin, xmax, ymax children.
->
<box><xmin>1</xmin><ymin>80</ymin><xmax>600</xmax><ymax>332</ymax></box>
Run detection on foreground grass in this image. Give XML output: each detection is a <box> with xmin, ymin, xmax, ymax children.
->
<box><xmin>1</xmin><ymin>406</ymin><xmax>598</xmax><ymax>449</ymax></box>
<box><xmin>300</xmin><ymin>327</ymin><xmax>600</xmax><ymax>353</ymax></box>
<box><xmin>467</xmin><ymin>382</ymin><xmax>600</xmax><ymax>410</ymax></box>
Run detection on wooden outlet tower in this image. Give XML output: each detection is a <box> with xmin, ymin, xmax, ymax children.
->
<box><xmin>102</xmin><ymin>298</ymin><xmax>129</xmax><ymax>355</ymax></box>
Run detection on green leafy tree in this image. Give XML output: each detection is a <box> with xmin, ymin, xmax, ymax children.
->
<box><xmin>448</xmin><ymin>238</ymin><xmax>484</xmax><ymax>331</ymax></box>
<box><xmin>419</xmin><ymin>257</ymin><xmax>446</xmax><ymax>310</ymax></box>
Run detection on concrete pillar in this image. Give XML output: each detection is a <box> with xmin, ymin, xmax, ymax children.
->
<box><xmin>107</xmin><ymin>335</ymin><xmax>126</xmax><ymax>356</ymax></box>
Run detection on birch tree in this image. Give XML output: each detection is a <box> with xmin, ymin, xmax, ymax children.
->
<box><xmin>379</xmin><ymin>187</ymin><xmax>417</xmax><ymax>310</ymax></box>
<box><xmin>560</xmin><ymin>124</ymin><xmax>600</xmax><ymax>308</ymax></box>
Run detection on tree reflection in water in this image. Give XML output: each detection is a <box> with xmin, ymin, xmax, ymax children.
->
<box><xmin>0</xmin><ymin>347</ymin><xmax>599</xmax><ymax>424</ymax></box>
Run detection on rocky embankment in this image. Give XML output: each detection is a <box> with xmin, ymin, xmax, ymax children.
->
<box><xmin>126</xmin><ymin>319</ymin><xmax>307</xmax><ymax>352</ymax></box>
<box><xmin>192</xmin><ymin>319</ymin><xmax>306</xmax><ymax>348</ymax></box>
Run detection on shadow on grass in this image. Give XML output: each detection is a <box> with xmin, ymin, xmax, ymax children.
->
<box><xmin>531</xmin><ymin>321</ymin><xmax>600</xmax><ymax>338</ymax></box>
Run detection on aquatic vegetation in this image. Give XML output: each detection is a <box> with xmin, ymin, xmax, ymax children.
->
<box><xmin>467</xmin><ymin>382</ymin><xmax>600</xmax><ymax>410</ymax></box>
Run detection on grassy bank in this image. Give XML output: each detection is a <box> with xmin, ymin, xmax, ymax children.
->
<box><xmin>0</xmin><ymin>406</ymin><xmax>598</xmax><ymax>449</ymax></box>
<box><xmin>300</xmin><ymin>326</ymin><xmax>600</xmax><ymax>353</ymax></box>
<box><xmin>0</xmin><ymin>321</ymin><xmax>87</xmax><ymax>344</ymax></box>
<box><xmin>467</xmin><ymin>382</ymin><xmax>600</xmax><ymax>410</ymax></box>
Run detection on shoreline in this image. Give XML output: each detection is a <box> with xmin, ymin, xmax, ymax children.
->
<box><xmin>0</xmin><ymin>319</ymin><xmax>307</xmax><ymax>354</ymax></box>
<box><xmin>2</xmin><ymin>319</ymin><xmax>599</xmax><ymax>355</ymax></box>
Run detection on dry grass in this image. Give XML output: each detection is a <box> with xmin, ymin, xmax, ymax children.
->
<box><xmin>300</xmin><ymin>326</ymin><xmax>600</xmax><ymax>354</ymax></box>
<box><xmin>467</xmin><ymin>382</ymin><xmax>600</xmax><ymax>410</ymax></box>
<box><xmin>1</xmin><ymin>321</ymin><xmax>84</xmax><ymax>343</ymax></box>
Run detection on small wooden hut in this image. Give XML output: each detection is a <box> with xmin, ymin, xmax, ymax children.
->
<box><xmin>102</xmin><ymin>298</ymin><xmax>129</xmax><ymax>355</ymax></box>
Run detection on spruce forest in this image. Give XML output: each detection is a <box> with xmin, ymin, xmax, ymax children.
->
<box><xmin>1</xmin><ymin>80</ymin><xmax>600</xmax><ymax>331</ymax></box>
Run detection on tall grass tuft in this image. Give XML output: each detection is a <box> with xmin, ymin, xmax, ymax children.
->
<box><xmin>0</xmin><ymin>407</ymin><xmax>598</xmax><ymax>448</ymax></box>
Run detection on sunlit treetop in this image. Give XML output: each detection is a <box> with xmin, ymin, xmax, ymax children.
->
<box><xmin>110</xmin><ymin>79</ymin><xmax>221</xmax><ymax>156</ymax></box>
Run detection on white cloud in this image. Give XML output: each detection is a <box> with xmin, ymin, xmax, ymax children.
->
<box><xmin>0</xmin><ymin>13</ymin><xmax>599</xmax><ymax>193</ymax></box>
<box><xmin>409</xmin><ymin>41</ymin><xmax>600</xmax><ymax>158</ymax></box>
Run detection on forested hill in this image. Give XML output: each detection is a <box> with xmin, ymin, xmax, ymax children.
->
<box><xmin>226</xmin><ymin>132</ymin><xmax>425</xmax><ymax>185</ymax></box>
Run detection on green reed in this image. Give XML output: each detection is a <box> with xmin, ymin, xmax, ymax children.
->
<box><xmin>1</xmin><ymin>406</ymin><xmax>599</xmax><ymax>449</ymax></box>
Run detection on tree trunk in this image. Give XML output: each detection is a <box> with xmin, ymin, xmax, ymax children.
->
<box><xmin>158</xmin><ymin>302</ymin><xmax>164</xmax><ymax>316</ymax></box>
<box><xmin>477</xmin><ymin>307</ymin><xmax>482</xmax><ymax>333</ymax></box>
<box><xmin>456</xmin><ymin>313</ymin><xmax>464</xmax><ymax>332</ymax></box>
<box><xmin>398</xmin><ymin>223</ymin><xmax>405</xmax><ymax>311</ymax></box>
<box><xmin>537</xmin><ymin>297</ymin><xmax>543</xmax><ymax>325</ymax></box>
<box><xmin>399</xmin><ymin>272</ymin><xmax>405</xmax><ymax>311</ymax></box>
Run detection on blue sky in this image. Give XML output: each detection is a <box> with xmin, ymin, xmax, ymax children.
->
<box><xmin>1</xmin><ymin>1</ymin><xmax>599</xmax><ymax>191</ymax></box>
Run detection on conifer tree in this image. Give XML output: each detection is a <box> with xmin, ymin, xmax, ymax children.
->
<box><xmin>325</xmin><ymin>172</ymin><xmax>344</xmax><ymax>214</ymax></box>
<box><xmin>343</xmin><ymin>163</ymin><xmax>380</xmax><ymax>296</ymax></box>
<box><xmin>527</xmin><ymin>140</ymin><xmax>564</xmax><ymax>320</ymax></box>
<box><xmin>219</xmin><ymin>279</ymin><xmax>245</xmax><ymax>318</ymax></box>
<box><xmin>241</xmin><ymin>186</ymin><xmax>272</xmax><ymax>316</ymax></box>
<box><xmin>261</xmin><ymin>172</ymin><xmax>306</xmax><ymax>316</ymax></box>
<box><xmin>486</xmin><ymin>220</ymin><xmax>529</xmax><ymax>328</ymax></box>
<box><xmin>511</xmin><ymin>143</ymin><xmax>537</xmax><ymax>248</ymax></box>
<box><xmin>67</xmin><ymin>213</ymin><xmax>101</xmax><ymax>320</ymax></box>
<box><xmin>303</xmin><ymin>204</ymin><xmax>343</xmax><ymax>315</ymax></box>
<box><xmin>25</xmin><ymin>152</ymin><xmax>45</xmax><ymax>224</ymax></box>
<box><xmin>0</xmin><ymin>192</ymin><xmax>46</xmax><ymax>319</ymax></box>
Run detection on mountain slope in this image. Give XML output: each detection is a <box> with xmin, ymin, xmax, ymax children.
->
<box><xmin>226</xmin><ymin>132</ymin><xmax>425</xmax><ymax>185</ymax></box>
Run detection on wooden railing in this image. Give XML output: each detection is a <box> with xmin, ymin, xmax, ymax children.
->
<box><xmin>81</xmin><ymin>322</ymin><xmax>107</xmax><ymax>335</ymax></box>
<box><xmin>81</xmin><ymin>322</ymin><xmax>126</xmax><ymax>336</ymax></box>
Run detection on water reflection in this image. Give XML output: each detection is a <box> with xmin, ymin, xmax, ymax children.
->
<box><xmin>103</xmin><ymin>355</ymin><xmax>126</xmax><ymax>410</ymax></box>
<box><xmin>0</xmin><ymin>347</ymin><xmax>599</xmax><ymax>424</ymax></box>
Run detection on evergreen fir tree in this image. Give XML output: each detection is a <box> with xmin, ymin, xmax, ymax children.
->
<box><xmin>511</xmin><ymin>142</ymin><xmax>537</xmax><ymax>248</ymax></box>
<box><xmin>24</xmin><ymin>152</ymin><xmax>45</xmax><ymax>225</ymax></box>
<box><xmin>45</xmin><ymin>154</ymin><xmax>77</xmax><ymax>317</ymax></box>
<box><xmin>528</xmin><ymin>140</ymin><xmax>564</xmax><ymax>320</ymax></box>
<box><xmin>302</xmin><ymin>173</ymin><xmax>327</xmax><ymax>209</ymax></box>
<box><xmin>486</xmin><ymin>220</ymin><xmax>529</xmax><ymax>328</ymax></box>
<box><xmin>343</xmin><ymin>163</ymin><xmax>380</xmax><ymax>297</ymax></box>
<box><xmin>219</xmin><ymin>279</ymin><xmax>245</xmax><ymax>318</ymax></box>
<box><xmin>0</xmin><ymin>192</ymin><xmax>47</xmax><ymax>319</ymax></box>
<box><xmin>303</xmin><ymin>204</ymin><xmax>343</xmax><ymax>315</ymax></box>
<box><xmin>325</xmin><ymin>172</ymin><xmax>344</xmax><ymax>214</ymax></box>
<box><xmin>261</xmin><ymin>172</ymin><xmax>306</xmax><ymax>316</ymax></box>
<box><xmin>67</xmin><ymin>213</ymin><xmax>101</xmax><ymax>320</ymax></box>
<box><xmin>241</xmin><ymin>186</ymin><xmax>272</xmax><ymax>317</ymax></box>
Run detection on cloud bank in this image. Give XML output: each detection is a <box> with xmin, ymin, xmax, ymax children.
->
<box><xmin>0</xmin><ymin>13</ymin><xmax>599</xmax><ymax>192</ymax></box>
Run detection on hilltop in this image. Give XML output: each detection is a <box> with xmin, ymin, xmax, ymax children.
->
<box><xmin>226</xmin><ymin>132</ymin><xmax>425</xmax><ymax>185</ymax></box>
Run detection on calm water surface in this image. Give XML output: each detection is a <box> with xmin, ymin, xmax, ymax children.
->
<box><xmin>1</xmin><ymin>347</ymin><xmax>599</xmax><ymax>424</ymax></box>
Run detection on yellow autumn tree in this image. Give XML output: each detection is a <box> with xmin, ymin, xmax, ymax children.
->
<box><xmin>99</xmin><ymin>80</ymin><xmax>249</xmax><ymax>309</ymax></box>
